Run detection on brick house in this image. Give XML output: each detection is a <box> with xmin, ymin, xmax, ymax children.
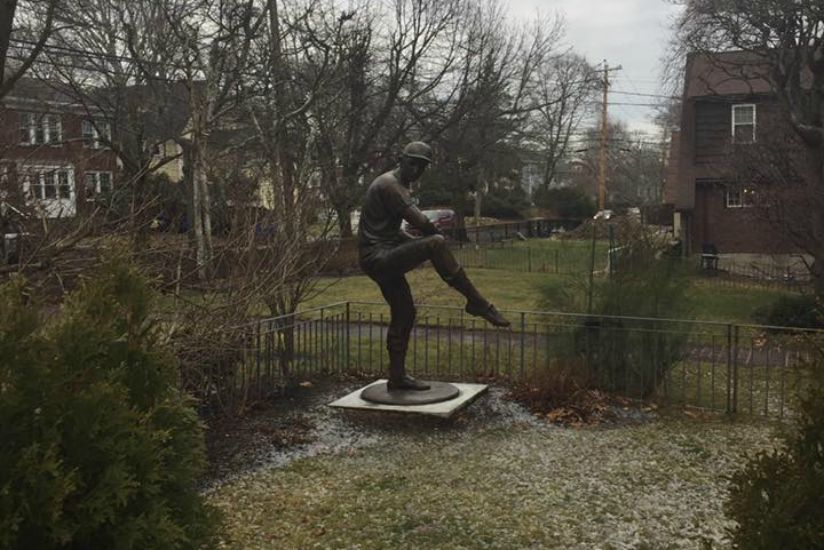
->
<box><xmin>0</xmin><ymin>78</ymin><xmax>119</xmax><ymax>219</ymax></box>
<box><xmin>664</xmin><ymin>51</ymin><xmax>800</xmax><ymax>258</ymax></box>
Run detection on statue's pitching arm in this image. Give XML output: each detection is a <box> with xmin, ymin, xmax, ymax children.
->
<box><xmin>401</xmin><ymin>205</ymin><xmax>441</xmax><ymax>237</ymax></box>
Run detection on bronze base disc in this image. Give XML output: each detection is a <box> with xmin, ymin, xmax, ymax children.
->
<box><xmin>361</xmin><ymin>381</ymin><xmax>460</xmax><ymax>406</ymax></box>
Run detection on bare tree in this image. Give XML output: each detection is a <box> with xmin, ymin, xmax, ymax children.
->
<box><xmin>0</xmin><ymin>0</ymin><xmax>58</xmax><ymax>99</ymax></box>
<box><xmin>312</xmin><ymin>0</ymin><xmax>466</xmax><ymax>237</ymax></box>
<box><xmin>157</xmin><ymin>0</ymin><xmax>267</xmax><ymax>280</ymax></box>
<box><xmin>568</xmin><ymin>120</ymin><xmax>665</xmax><ymax>208</ymax></box>
<box><xmin>31</xmin><ymin>0</ymin><xmax>196</xmax><ymax>247</ymax></box>
<box><xmin>419</xmin><ymin>2</ymin><xmax>564</xmax><ymax>233</ymax></box>
<box><xmin>241</xmin><ymin>0</ymin><xmax>347</xmax><ymax>317</ymax></box>
<box><xmin>528</xmin><ymin>52</ymin><xmax>599</xmax><ymax>188</ymax></box>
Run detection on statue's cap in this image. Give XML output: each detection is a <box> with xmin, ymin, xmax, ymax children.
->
<box><xmin>402</xmin><ymin>141</ymin><xmax>433</xmax><ymax>163</ymax></box>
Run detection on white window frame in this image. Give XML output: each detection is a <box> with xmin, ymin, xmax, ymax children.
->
<box><xmin>731</xmin><ymin>104</ymin><xmax>756</xmax><ymax>143</ymax></box>
<box><xmin>19</xmin><ymin>112</ymin><xmax>63</xmax><ymax>146</ymax></box>
<box><xmin>82</xmin><ymin>119</ymin><xmax>112</xmax><ymax>149</ymax></box>
<box><xmin>84</xmin><ymin>170</ymin><xmax>113</xmax><ymax>201</ymax></box>
<box><xmin>22</xmin><ymin>165</ymin><xmax>76</xmax><ymax>217</ymax></box>
<box><xmin>725</xmin><ymin>186</ymin><xmax>755</xmax><ymax>208</ymax></box>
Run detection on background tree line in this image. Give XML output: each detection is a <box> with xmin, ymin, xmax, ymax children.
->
<box><xmin>2</xmin><ymin>0</ymin><xmax>602</xmax><ymax>275</ymax></box>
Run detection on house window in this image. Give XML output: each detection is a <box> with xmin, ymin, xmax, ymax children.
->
<box><xmin>82</xmin><ymin>119</ymin><xmax>112</xmax><ymax>149</ymax></box>
<box><xmin>725</xmin><ymin>186</ymin><xmax>755</xmax><ymax>208</ymax></box>
<box><xmin>19</xmin><ymin>112</ymin><xmax>63</xmax><ymax>146</ymax></box>
<box><xmin>84</xmin><ymin>171</ymin><xmax>113</xmax><ymax>200</ymax></box>
<box><xmin>24</xmin><ymin>168</ymin><xmax>74</xmax><ymax>200</ymax></box>
<box><xmin>731</xmin><ymin>104</ymin><xmax>756</xmax><ymax>143</ymax></box>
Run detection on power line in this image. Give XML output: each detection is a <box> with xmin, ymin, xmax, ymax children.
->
<box><xmin>611</xmin><ymin>90</ymin><xmax>679</xmax><ymax>100</ymax></box>
<box><xmin>5</xmin><ymin>50</ymin><xmax>188</xmax><ymax>87</ymax></box>
<box><xmin>10</xmin><ymin>37</ymin><xmax>149</xmax><ymax>66</ymax></box>
<box><xmin>586</xmin><ymin>101</ymin><xmax>663</xmax><ymax>107</ymax></box>
<box><xmin>9</xmin><ymin>38</ymin><xmax>681</xmax><ymax>102</ymax></box>
<box><xmin>8</xmin><ymin>36</ymin><xmax>271</xmax><ymax>83</ymax></box>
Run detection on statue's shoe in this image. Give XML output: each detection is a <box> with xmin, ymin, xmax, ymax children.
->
<box><xmin>465</xmin><ymin>301</ymin><xmax>511</xmax><ymax>327</ymax></box>
<box><xmin>387</xmin><ymin>375</ymin><xmax>431</xmax><ymax>391</ymax></box>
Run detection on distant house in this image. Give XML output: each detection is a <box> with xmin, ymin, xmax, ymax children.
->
<box><xmin>134</xmin><ymin>81</ymin><xmax>276</xmax><ymax>212</ymax></box>
<box><xmin>0</xmin><ymin>78</ymin><xmax>119</xmax><ymax>218</ymax></box>
<box><xmin>664</xmin><ymin>51</ymin><xmax>799</xmax><ymax>257</ymax></box>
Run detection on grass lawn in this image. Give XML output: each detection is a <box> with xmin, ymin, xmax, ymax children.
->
<box><xmin>307</xmin><ymin>269</ymin><xmax>549</xmax><ymax>313</ymax></box>
<box><xmin>304</xmin><ymin>268</ymin><xmax>794</xmax><ymax>324</ymax></box>
<box><xmin>453</xmin><ymin>239</ymin><xmax>611</xmax><ymax>274</ymax></box>
<box><xmin>205</xmin><ymin>386</ymin><xmax>778</xmax><ymax>549</ymax></box>
<box><xmin>685</xmin><ymin>280</ymin><xmax>793</xmax><ymax>323</ymax></box>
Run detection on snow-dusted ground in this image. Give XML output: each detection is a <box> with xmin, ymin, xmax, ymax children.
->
<box><xmin>205</xmin><ymin>382</ymin><xmax>779</xmax><ymax>549</ymax></box>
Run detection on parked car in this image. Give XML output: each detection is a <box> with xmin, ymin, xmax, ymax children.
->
<box><xmin>402</xmin><ymin>208</ymin><xmax>456</xmax><ymax>236</ymax></box>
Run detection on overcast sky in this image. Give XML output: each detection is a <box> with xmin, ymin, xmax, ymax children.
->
<box><xmin>506</xmin><ymin>0</ymin><xmax>684</xmax><ymax>139</ymax></box>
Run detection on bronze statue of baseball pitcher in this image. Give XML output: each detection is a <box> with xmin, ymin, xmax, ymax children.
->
<box><xmin>358</xmin><ymin>141</ymin><xmax>510</xmax><ymax>391</ymax></box>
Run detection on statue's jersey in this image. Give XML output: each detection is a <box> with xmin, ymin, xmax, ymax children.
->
<box><xmin>357</xmin><ymin>173</ymin><xmax>412</xmax><ymax>269</ymax></box>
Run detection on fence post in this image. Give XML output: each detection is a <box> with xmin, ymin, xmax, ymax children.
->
<box><xmin>732</xmin><ymin>324</ymin><xmax>739</xmax><ymax>413</ymax></box>
<box><xmin>726</xmin><ymin>324</ymin><xmax>733</xmax><ymax>414</ymax></box>
<box><xmin>519</xmin><ymin>312</ymin><xmax>526</xmax><ymax>379</ymax></box>
<box><xmin>320</xmin><ymin>307</ymin><xmax>326</xmax><ymax>373</ymax></box>
<box><xmin>725</xmin><ymin>323</ymin><xmax>740</xmax><ymax>414</ymax></box>
<box><xmin>527</xmin><ymin>248</ymin><xmax>532</xmax><ymax>272</ymax></box>
<box><xmin>554</xmin><ymin>250</ymin><xmax>559</xmax><ymax>274</ymax></box>
<box><xmin>345</xmin><ymin>302</ymin><xmax>351</xmax><ymax>372</ymax></box>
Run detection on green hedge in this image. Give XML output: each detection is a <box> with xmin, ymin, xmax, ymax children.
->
<box><xmin>0</xmin><ymin>260</ymin><xmax>219</xmax><ymax>549</ymax></box>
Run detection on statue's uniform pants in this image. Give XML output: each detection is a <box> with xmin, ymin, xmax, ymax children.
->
<box><xmin>361</xmin><ymin>235</ymin><xmax>480</xmax><ymax>357</ymax></box>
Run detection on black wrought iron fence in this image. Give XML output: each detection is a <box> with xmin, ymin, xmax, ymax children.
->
<box><xmin>442</xmin><ymin>218</ymin><xmax>581</xmax><ymax>243</ymax></box>
<box><xmin>693</xmin><ymin>256</ymin><xmax>812</xmax><ymax>290</ymax></box>
<box><xmin>226</xmin><ymin>302</ymin><xmax>823</xmax><ymax>419</ymax></box>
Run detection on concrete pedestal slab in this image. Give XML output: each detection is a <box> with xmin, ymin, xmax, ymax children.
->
<box><xmin>328</xmin><ymin>379</ymin><xmax>488</xmax><ymax>419</ymax></box>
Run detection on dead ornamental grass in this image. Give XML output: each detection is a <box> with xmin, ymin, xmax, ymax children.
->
<box><xmin>207</xmin><ymin>390</ymin><xmax>777</xmax><ymax>550</ymax></box>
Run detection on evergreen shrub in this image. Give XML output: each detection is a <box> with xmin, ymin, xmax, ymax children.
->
<box><xmin>539</xmin><ymin>222</ymin><xmax>692</xmax><ymax>398</ymax></box>
<box><xmin>726</xmin><ymin>350</ymin><xmax>824</xmax><ymax>548</ymax></box>
<box><xmin>480</xmin><ymin>187</ymin><xmax>531</xmax><ymax>219</ymax></box>
<box><xmin>532</xmin><ymin>186</ymin><xmax>596</xmax><ymax>219</ymax></box>
<box><xmin>601</xmin><ymin>228</ymin><xmax>690</xmax><ymax>396</ymax></box>
<box><xmin>0</xmin><ymin>260</ymin><xmax>219</xmax><ymax>549</ymax></box>
<box><xmin>752</xmin><ymin>294</ymin><xmax>823</xmax><ymax>330</ymax></box>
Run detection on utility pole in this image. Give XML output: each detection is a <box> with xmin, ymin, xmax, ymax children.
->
<box><xmin>598</xmin><ymin>60</ymin><xmax>621</xmax><ymax>212</ymax></box>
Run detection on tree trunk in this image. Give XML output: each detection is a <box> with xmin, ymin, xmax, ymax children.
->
<box><xmin>0</xmin><ymin>0</ymin><xmax>17</xmax><ymax>94</ymax></box>
<box><xmin>337</xmin><ymin>204</ymin><xmax>353</xmax><ymax>238</ymax></box>
<box><xmin>452</xmin><ymin>189</ymin><xmax>469</xmax><ymax>242</ymax></box>
<box><xmin>186</xmin><ymin>124</ymin><xmax>212</xmax><ymax>281</ymax></box>
<box><xmin>130</xmin><ymin>171</ymin><xmax>152</xmax><ymax>251</ymax></box>
<box><xmin>190</xmin><ymin>145</ymin><xmax>207</xmax><ymax>281</ymax></box>
<box><xmin>196</xmin><ymin>148</ymin><xmax>213</xmax><ymax>266</ymax></box>
<box><xmin>810</xmin><ymin>153</ymin><xmax>824</xmax><ymax>296</ymax></box>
